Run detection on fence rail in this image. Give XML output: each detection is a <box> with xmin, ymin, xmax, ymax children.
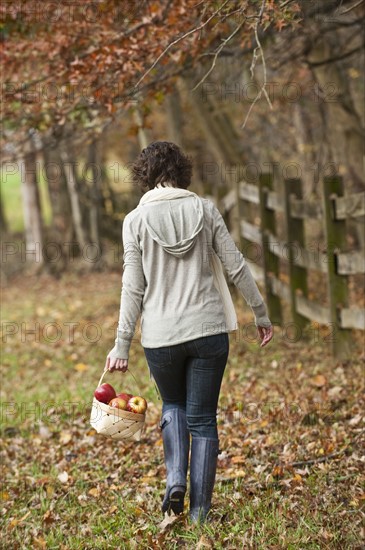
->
<box><xmin>221</xmin><ymin>175</ymin><xmax>365</xmax><ymax>358</ymax></box>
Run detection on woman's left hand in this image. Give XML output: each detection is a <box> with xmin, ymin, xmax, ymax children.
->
<box><xmin>257</xmin><ymin>325</ymin><xmax>274</xmax><ymax>348</ymax></box>
<box><xmin>104</xmin><ymin>356</ymin><xmax>128</xmax><ymax>373</ymax></box>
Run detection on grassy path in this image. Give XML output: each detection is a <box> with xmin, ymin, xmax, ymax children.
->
<box><xmin>1</xmin><ymin>271</ymin><xmax>364</xmax><ymax>549</ymax></box>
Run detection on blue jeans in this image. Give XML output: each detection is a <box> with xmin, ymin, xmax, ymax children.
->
<box><xmin>143</xmin><ymin>332</ymin><xmax>229</xmax><ymax>439</ymax></box>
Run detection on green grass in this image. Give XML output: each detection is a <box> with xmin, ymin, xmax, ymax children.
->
<box><xmin>1</xmin><ymin>271</ymin><xmax>364</xmax><ymax>549</ymax></box>
<box><xmin>0</xmin><ymin>166</ymin><xmax>52</xmax><ymax>233</ymax></box>
<box><xmin>1</xmin><ymin>169</ymin><xmax>25</xmax><ymax>233</ymax></box>
<box><xmin>0</xmin><ymin>160</ymin><xmax>132</xmax><ymax>234</ymax></box>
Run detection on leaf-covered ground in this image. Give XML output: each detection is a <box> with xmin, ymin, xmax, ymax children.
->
<box><xmin>1</xmin><ymin>271</ymin><xmax>364</xmax><ymax>549</ymax></box>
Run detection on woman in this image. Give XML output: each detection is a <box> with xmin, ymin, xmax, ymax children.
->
<box><xmin>105</xmin><ymin>141</ymin><xmax>273</xmax><ymax>522</ymax></box>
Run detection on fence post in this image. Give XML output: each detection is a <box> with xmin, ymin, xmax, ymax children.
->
<box><xmin>284</xmin><ymin>178</ymin><xmax>309</xmax><ymax>330</ymax></box>
<box><xmin>258</xmin><ymin>173</ymin><xmax>282</xmax><ymax>325</ymax></box>
<box><xmin>321</xmin><ymin>176</ymin><xmax>352</xmax><ymax>358</ymax></box>
<box><xmin>237</xmin><ymin>182</ymin><xmax>257</xmax><ymax>264</ymax></box>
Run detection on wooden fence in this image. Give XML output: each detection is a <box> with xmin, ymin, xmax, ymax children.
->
<box><xmin>220</xmin><ymin>175</ymin><xmax>365</xmax><ymax>358</ymax></box>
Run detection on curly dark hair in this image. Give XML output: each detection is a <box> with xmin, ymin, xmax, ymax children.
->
<box><xmin>132</xmin><ymin>141</ymin><xmax>193</xmax><ymax>191</ymax></box>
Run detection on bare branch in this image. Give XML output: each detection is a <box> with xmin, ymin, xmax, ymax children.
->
<box><xmin>133</xmin><ymin>0</ymin><xmax>231</xmax><ymax>90</ymax></box>
<box><xmin>307</xmin><ymin>42</ymin><xmax>365</xmax><ymax>67</ymax></box>
<box><xmin>340</xmin><ymin>0</ymin><xmax>365</xmax><ymax>13</ymax></box>
<box><xmin>280</xmin><ymin>0</ymin><xmax>296</xmax><ymax>7</ymax></box>
<box><xmin>288</xmin><ymin>451</ymin><xmax>343</xmax><ymax>468</ymax></box>
<box><xmin>241</xmin><ymin>0</ymin><xmax>273</xmax><ymax>129</ymax></box>
<box><xmin>191</xmin><ymin>19</ymin><xmax>246</xmax><ymax>91</ymax></box>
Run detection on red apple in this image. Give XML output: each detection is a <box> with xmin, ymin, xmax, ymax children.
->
<box><xmin>116</xmin><ymin>392</ymin><xmax>133</xmax><ymax>402</ymax></box>
<box><xmin>127</xmin><ymin>396</ymin><xmax>147</xmax><ymax>414</ymax></box>
<box><xmin>94</xmin><ymin>383</ymin><xmax>116</xmax><ymax>404</ymax></box>
<box><xmin>108</xmin><ymin>397</ymin><xmax>128</xmax><ymax>410</ymax></box>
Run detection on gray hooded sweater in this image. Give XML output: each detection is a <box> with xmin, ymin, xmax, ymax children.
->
<box><xmin>109</xmin><ymin>193</ymin><xmax>271</xmax><ymax>360</ymax></box>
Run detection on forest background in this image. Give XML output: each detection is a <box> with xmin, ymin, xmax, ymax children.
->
<box><xmin>1</xmin><ymin>1</ymin><xmax>364</xmax><ymax>548</ymax></box>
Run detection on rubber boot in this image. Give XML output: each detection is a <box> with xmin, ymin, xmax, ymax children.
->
<box><xmin>189</xmin><ymin>437</ymin><xmax>219</xmax><ymax>523</ymax></box>
<box><xmin>160</xmin><ymin>408</ymin><xmax>190</xmax><ymax>515</ymax></box>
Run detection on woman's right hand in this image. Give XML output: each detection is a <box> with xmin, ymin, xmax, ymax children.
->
<box><xmin>104</xmin><ymin>356</ymin><xmax>128</xmax><ymax>373</ymax></box>
<box><xmin>257</xmin><ymin>325</ymin><xmax>273</xmax><ymax>347</ymax></box>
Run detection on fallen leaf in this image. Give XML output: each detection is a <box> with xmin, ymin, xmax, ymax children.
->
<box><xmin>39</xmin><ymin>425</ymin><xmax>52</xmax><ymax>439</ymax></box>
<box><xmin>57</xmin><ymin>471</ymin><xmax>69</xmax><ymax>483</ymax></box>
<box><xmin>139</xmin><ymin>475</ymin><xmax>159</xmax><ymax>484</ymax></box>
<box><xmin>46</xmin><ymin>485</ymin><xmax>55</xmax><ymax>499</ymax></box>
<box><xmin>35</xmin><ymin>476</ymin><xmax>52</xmax><ymax>488</ymax></box>
<box><xmin>254</xmin><ymin>464</ymin><xmax>268</xmax><ymax>474</ymax></box>
<box><xmin>328</xmin><ymin>386</ymin><xmax>342</xmax><ymax>397</ymax></box>
<box><xmin>221</xmin><ymin>467</ymin><xmax>246</xmax><ymax>479</ymax></box>
<box><xmin>77</xmin><ymin>494</ymin><xmax>88</xmax><ymax>507</ymax></box>
<box><xmin>8</xmin><ymin>519</ymin><xmax>18</xmax><ymax>530</ymax></box>
<box><xmin>295</xmin><ymin>468</ymin><xmax>310</xmax><ymax>476</ymax></box>
<box><xmin>272</xmin><ymin>465</ymin><xmax>285</xmax><ymax>478</ymax></box>
<box><xmin>8</xmin><ymin>510</ymin><xmax>31</xmax><ymax>530</ymax></box>
<box><xmin>33</xmin><ymin>537</ymin><xmax>47</xmax><ymax>549</ymax></box>
<box><xmin>158</xmin><ymin>511</ymin><xmax>181</xmax><ymax>533</ymax></box>
<box><xmin>292</xmin><ymin>473</ymin><xmax>302</xmax><ymax>484</ymax></box>
<box><xmin>280</xmin><ymin>478</ymin><xmax>293</xmax><ymax>488</ymax></box>
<box><xmin>311</xmin><ymin>374</ymin><xmax>327</xmax><ymax>387</ymax></box>
<box><xmin>349</xmin><ymin>414</ymin><xmax>362</xmax><ymax>426</ymax></box>
<box><xmin>75</xmin><ymin>362</ymin><xmax>88</xmax><ymax>372</ymax></box>
<box><xmin>231</xmin><ymin>456</ymin><xmax>245</xmax><ymax>465</ymax></box>
<box><xmin>59</xmin><ymin>431</ymin><xmax>72</xmax><ymax>445</ymax></box>
<box><xmin>145</xmin><ymin>468</ymin><xmax>158</xmax><ymax>477</ymax></box>
<box><xmin>197</xmin><ymin>534</ymin><xmax>213</xmax><ymax>549</ymax></box>
<box><xmin>43</xmin><ymin>510</ymin><xmax>55</xmax><ymax>525</ymax></box>
<box><xmin>88</xmin><ymin>487</ymin><xmax>100</xmax><ymax>497</ymax></box>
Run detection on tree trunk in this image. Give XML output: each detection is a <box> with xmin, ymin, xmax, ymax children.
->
<box><xmin>179</xmin><ymin>76</ymin><xmax>243</xmax><ymax>167</ymax></box>
<box><xmin>166</xmin><ymin>89</ymin><xmax>184</xmax><ymax>147</ymax></box>
<box><xmin>87</xmin><ymin>139</ymin><xmax>102</xmax><ymax>249</ymax></box>
<box><xmin>165</xmin><ymin>86</ymin><xmax>207</xmax><ymax>196</ymax></box>
<box><xmin>308</xmin><ymin>37</ymin><xmax>364</xmax><ymax>191</ymax></box>
<box><xmin>43</xmin><ymin>140</ymin><xmax>73</xmax><ymax>273</ymax></box>
<box><xmin>20</xmin><ymin>147</ymin><xmax>44</xmax><ymax>265</ymax></box>
<box><xmin>133</xmin><ymin>106</ymin><xmax>151</xmax><ymax>150</ymax></box>
<box><xmin>60</xmin><ymin>145</ymin><xmax>88</xmax><ymax>251</ymax></box>
<box><xmin>292</xmin><ymin>102</ymin><xmax>318</xmax><ymax>196</ymax></box>
<box><xmin>0</xmin><ymin>185</ymin><xmax>8</xmax><ymax>235</ymax></box>
<box><xmin>308</xmin><ymin>34</ymin><xmax>365</xmax><ymax>247</ymax></box>
<box><xmin>179</xmin><ymin>74</ymin><xmax>250</xmax><ymax>241</ymax></box>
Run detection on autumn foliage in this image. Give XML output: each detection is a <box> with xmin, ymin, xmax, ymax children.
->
<box><xmin>1</xmin><ymin>0</ymin><xmax>300</xmax><ymax>152</ymax></box>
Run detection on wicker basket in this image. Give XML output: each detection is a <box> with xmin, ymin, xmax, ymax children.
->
<box><xmin>90</xmin><ymin>370</ymin><xmax>145</xmax><ymax>441</ymax></box>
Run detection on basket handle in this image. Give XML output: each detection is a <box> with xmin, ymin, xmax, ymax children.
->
<box><xmin>96</xmin><ymin>368</ymin><xmax>141</xmax><ymax>392</ymax></box>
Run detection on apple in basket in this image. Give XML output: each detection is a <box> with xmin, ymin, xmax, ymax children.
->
<box><xmin>108</xmin><ymin>397</ymin><xmax>128</xmax><ymax>410</ymax></box>
<box><xmin>127</xmin><ymin>396</ymin><xmax>147</xmax><ymax>414</ymax></box>
<box><xmin>94</xmin><ymin>383</ymin><xmax>116</xmax><ymax>404</ymax></box>
<box><xmin>116</xmin><ymin>392</ymin><xmax>133</xmax><ymax>402</ymax></box>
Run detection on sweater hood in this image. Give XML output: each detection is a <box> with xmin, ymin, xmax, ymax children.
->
<box><xmin>137</xmin><ymin>189</ymin><xmax>204</xmax><ymax>257</ymax></box>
